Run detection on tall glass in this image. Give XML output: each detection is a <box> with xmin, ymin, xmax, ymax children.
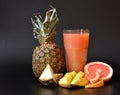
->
<box><xmin>63</xmin><ymin>29</ymin><xmax>90</xmax><ymax>72</ymax></box>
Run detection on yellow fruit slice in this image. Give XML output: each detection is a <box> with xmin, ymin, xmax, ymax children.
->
<box><xmin>58</xmin><ymin>71</ymin><xmax>76</xmax><ymax>88</ymax></box>
<box><xmin>71</xmin><ymin>72</ymin><xmax>87</xmax><ymax>86</ymax></box>
<box><xmin>39</xmin><ymin>64</ymin><xmax>55</xmax><ymax>81</ymax></box>
<box><xmin>58</xmin><ymin>77</ymin><xmax>70</xmax><ymax>84</ymax></box>
<box><xmin>39</xmin><ymin>64</ymin><xmax>56</xmax><ymax>85</ymax></box>
<box><xmin>64</xmin><ymin>71</ymin><xmax>76</xmax><ymax>78</ymax></box>
<box><xmin>59</xmin><ymin>71</ymin><xmax>76</xmax><ymax>84</ymax></box>
<box><xmin>85</xmin><ymin>80</ymin><xmax>104</xmax><ymax>88</ymax></box>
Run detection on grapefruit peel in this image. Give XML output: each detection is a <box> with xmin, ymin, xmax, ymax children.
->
<box><xmin>85</xmin><ymin>80</ymin><xmax>104</xmax><ymax>89</ymax></box>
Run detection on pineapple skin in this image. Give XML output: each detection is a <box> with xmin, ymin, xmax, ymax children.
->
<box><xmin>32</xmin><ymin>43</ymin><xmax>66</xmax><ymax>77</ymax></box>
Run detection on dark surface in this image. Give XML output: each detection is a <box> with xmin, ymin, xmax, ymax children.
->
<box><xmin>0</xmin><ymin>0</ymin><xmax>120</xmax><ymax>95</ymax></box>
<box><xmin>0</xmin><ymin>62</ymin><xmax>120</xmax><ymax>95</ymax></box>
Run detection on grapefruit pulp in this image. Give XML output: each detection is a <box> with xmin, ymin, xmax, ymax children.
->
<box><xmin>84</xmin><ymin>61</ymin><xmax>113</xmax><ymax>82</ymax></box>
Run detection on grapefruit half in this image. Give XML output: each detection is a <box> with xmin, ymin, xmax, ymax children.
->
<box><xmin>84</xmin><ymin>61</ymin><xmax>113</xmax><ymax>82</ymax></box>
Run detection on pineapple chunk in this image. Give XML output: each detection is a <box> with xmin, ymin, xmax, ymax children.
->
<box><xmin>64</xmin><ymin>71</ymin><xmax>76</xmax><ymax>78</ymax></box>
<box><xmin>59</xmin><ymin>71</ymin><xmax>88</xmax><ymax>88</ymax></box>
<box><xmin>58</xmin><ymin>71</ymin><xmax>76</xmax><ymax>86</ymax></box>
<box><xmin>71</xmin><ymin>72</ymin><xmax>87</xmax><ymax>86</ymax></box>
<box><xmin>39</xmin><ymin>64</ymin><xmax>56</xmax><ymax>85</ymax></box>
<box><xmin>54</xmin><ymin>73</ymin><xmax>63</xmax><ymax>82</ymax></box>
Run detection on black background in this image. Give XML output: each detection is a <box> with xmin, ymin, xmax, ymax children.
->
<box><xmin>0</xmin><ymin>0</ymin><xmax>120</xmax><ymax>95</ymax></box>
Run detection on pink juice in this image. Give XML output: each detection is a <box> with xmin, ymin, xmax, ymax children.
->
<box><xmin>63</xmin><ymin>29</ymin><xmax>90</xmax><ymax>72</ymax></box>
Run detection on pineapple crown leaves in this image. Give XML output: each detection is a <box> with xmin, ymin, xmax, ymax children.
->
<box><xmin>31</xmin><ymin>6</ymin><xmax>59</xmax><ymax>44</ymax></box>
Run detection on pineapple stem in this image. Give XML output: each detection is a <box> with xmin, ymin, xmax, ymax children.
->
<box><xmin>31</xmin><ymin>6</ymin><xmax>59</xmax><ymax>44</ymax></box>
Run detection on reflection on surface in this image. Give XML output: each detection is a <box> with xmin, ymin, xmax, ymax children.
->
<box><xmin>32</xmin><ymin>81</ymin><xmax>57</xmax><ymax>95</ymax></box>
<box><xmin>83</xmin><ymin>83</ymin><xmax>114</xmax><ymax>95</ymax></box>
<box><xmin>0</xmin><ymin>63</ymin><xmax>119</xmax><ymax>95</ymax></box>
<box><xmin>32</xmin><ymin>80</ymin><xmax>114</xmax><ymax>95</ymax></box>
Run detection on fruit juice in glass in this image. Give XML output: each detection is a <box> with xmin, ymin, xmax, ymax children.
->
<box><xmin>63</xmin><ymin>29</ymin><xmax>90</xmax><ymax>72</ymax></box>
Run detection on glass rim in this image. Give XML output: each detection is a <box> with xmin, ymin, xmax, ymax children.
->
<box><xmin>63</xmin><ymin>29</ymin><xmax>90</xmax><ymax>33</ymax></box>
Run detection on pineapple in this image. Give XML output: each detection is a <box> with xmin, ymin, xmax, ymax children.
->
<box><xmin>31</xmin><ymin>7</ymin><xmax>66</xmax><ymax>77</ymax></box>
